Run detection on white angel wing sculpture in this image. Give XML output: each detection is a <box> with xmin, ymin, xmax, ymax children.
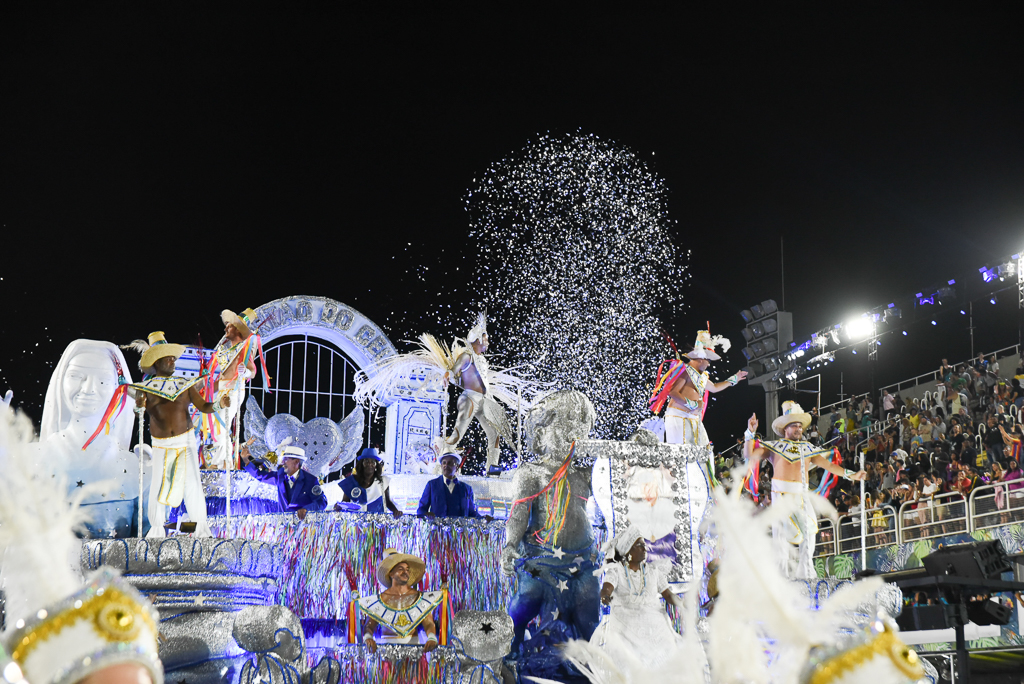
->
<box><xmin>243</xmin><ymin>397</ymin><xmax>270</xmax><ymax>460</ymax></box>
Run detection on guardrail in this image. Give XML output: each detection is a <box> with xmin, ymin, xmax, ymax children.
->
<box><xmin>836</xmin><ymin>506</ymin><xmax>897</xmax><ymax>553</ymax></box>
<box><xmin>877</xmin><ymin>344</ymin><xmax>1020</xmax><ymax>399</ymax></box>
<box><xmin>898</xmin><ymin>491</ymin><xmax>968</xmax><ymax>542</ymax></box>
<box><xmin>812</xmin><ymin>481</ymin><xmax>1024</xmax><ymax>556</ymax></box>
<box><xmin>969</xmin><ymin>477</ymin><xmax>1024</xmax><ymax>532</ymax></box>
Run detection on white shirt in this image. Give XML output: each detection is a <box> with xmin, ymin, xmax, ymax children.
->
<box><xmin>445</xmin><ymin>477</ymin><xmax>456</xmax><ymax>494</ymax></box>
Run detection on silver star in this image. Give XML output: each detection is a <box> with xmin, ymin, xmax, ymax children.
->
<box><xmin>194</xmin><ymin>593</ymin><xmax>207</xmax><ymax>606</ymax></box>
<box><xmin>557</xmin><ymin>579</ymin><xmax>568</xmax><ymax>592</ymax></box>
<box><xmin>551</xmin><ymin>608</ymin><xmax>559</xmax><ymax>621</ymax></box>
<box><xmin>551</xmin><ymin>546</ymin><xmax>565</xmax><ymax>560</ymax></box>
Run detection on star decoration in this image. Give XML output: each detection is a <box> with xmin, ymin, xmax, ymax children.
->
<box><xmin>557</xmin><ymin>579</ymin><xmax>568</xmax><ymax>592</ymax></box>
<box><xmin>551</xmin><ymin>608</ymin><xmax>559</xmax><ymax>621</ymax></box>
<box><xmin>572</xmin><ymin>556</ymin><xmax>585</xmax><ymax>564</ymax></box>
<box><xmin>569</xmin><ymin>566</ymin><xmax>579</xmax><ymax>575</ymax></box>
<box><xmin>527</xmin><ymin>567</ymin><xmax>541</xmax><ymax>579</ymax></box>
<box><xmin>194</xmin><ymin>593</ymin><xmax>207</xmax><ymax>606</ymax></box>
<box><xmin>76</xmin><ymin>480</ymin><xmax>84</xmax><ymax>488</ymax></box>
<box><xmin>551</xmin><ymin>546</ymin><xmax>565</xmax><ymax>560</ymax></box>
<box><xmin>479</xmin><ymin>622</ymin><xmax>494</xmax><ymax>634</ymax></box>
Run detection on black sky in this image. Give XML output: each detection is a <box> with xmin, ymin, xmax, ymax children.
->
<box><xmin>3</xmin><ymin>6</ymin><xmax>1024</xmax><ymax>445</ymax></box>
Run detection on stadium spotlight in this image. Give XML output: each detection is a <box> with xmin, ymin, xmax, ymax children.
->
<box><xmin>844</xmin><ymin>316</ymin><xmax>874</xmax><ymax>341</ymax></box>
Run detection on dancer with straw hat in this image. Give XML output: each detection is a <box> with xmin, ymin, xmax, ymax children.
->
<box><xmin>125</xmin><ymin>332</ymin><xmax>229</xmax><ymax>537</ymax></box>
<box><xmin>206</xmin><ymin>308</ymin><xmax>261</xmax><ymax>469</ymax></box>
<box><xmin>742</xmin><ymin>401</ymin><xmax>867</xmax><ymax>579</ymax></box>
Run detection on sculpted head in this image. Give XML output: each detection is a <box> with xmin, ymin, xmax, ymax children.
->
<box><xmin>42</xmin><ymin>340</ymin><xmax>133</xmax><ymax>445</ymax></box>
<box><xmin>525</xmin><ymin>390</ymin><xmax>596</xmax><ymax>460</ymax></box>
<box><xmin>62</xmin><ymin>350</ymin><xmax>118</xmax><ymax>420</ymax></box>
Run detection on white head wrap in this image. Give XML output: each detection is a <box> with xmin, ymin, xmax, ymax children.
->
<box><xmin>613</xmin><ymin>525</ymin><xmax>644</xmax><ymax>558</ymax></box>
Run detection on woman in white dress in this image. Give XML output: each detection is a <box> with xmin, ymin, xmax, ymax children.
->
<box><xmin>591</xmin><ymin>525</ymin><xmax>687</xmax><ymax>668</ymax></box>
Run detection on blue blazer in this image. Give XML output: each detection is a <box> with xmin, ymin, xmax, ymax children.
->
<box><xmin>244</xmin><ymin>462</ymin><xmax>327</xmax><ymax>512</ymax></box>
<box><xmin>416</xmin><ymin>476</ymin><xmax>479</xmax><ymax>518</ymax></box>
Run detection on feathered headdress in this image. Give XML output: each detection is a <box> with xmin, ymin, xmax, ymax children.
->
<box><xmin>684</xmin><ymin>329</ymin><xmax>730</xmax><ymax>361</ymax></box>
<box><xmin>467</xmin><ymin>310</ymin><xmax>488</xmax><ymax>344</ymax></box>
<box><xmin>0</xmin><ymin>404</ymin><xmax>163</xmax><ymax>684</ymax></box>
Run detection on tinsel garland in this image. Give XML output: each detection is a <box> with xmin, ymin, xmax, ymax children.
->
<box><xmin>209</xmin><ymin>512</ymin><xmax>514</xmax><ymax>620</ymax></box>
<box><xmin>307</xmin><ymin>646</ymin><xmax>459</xmax><ymax>684</ymax></box>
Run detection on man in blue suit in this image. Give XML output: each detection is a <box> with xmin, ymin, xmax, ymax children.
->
<box><xmin>417</xmin><ymin>453</ymin><xmax>491</xmax><ymax>520</ymax></box>
<box><xmin>242</xmin><ymin>443</ymin><xmax>327</xmax><ymax>520</ymax></box>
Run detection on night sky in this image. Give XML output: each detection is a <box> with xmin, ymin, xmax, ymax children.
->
<box><xmin>3</xmin><ymin>6</ymin><xmax>1023</xmax><ymax>448</ymax></box>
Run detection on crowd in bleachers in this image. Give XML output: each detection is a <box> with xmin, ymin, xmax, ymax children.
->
<box><xmin>716</xmin><ymin>351</ymin><xmax>1024</xmax><ymax>549</ymax></box>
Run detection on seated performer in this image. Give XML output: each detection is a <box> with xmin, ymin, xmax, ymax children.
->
<box><xmin>592</xmin><ymin>525</ymin><xmax>688</xmax><ymax>670</ymax></box>
<box><xmin>416</xmin><ymin>450</ymin><xmax>490</xmax><ymax>519</ymax></box>
<box><xmin>129</xmin><ymin>332</ymin><xmax>228</xmax><ymax>538</ymax></box>
<box><xmin>361</xmin><ymin>549</ymin><xmax>442</xmax><ymax>653</ymax></box>
<box><xmin>337</xmin><ymin>447</ymin><xmax>402</xmax><ymax>517</ymax></box>
<box><xmin>743</xmin><ymin>401</ymin><xmax>867</xmax><ymax>579</ymax></box>
<box><xmin>241</xmin><ymin>442</ymin><xmax>327</xmax><ymax>520</ymax></box>
<box><xmin>207</xmin><ymin>308</ymin><xmax>260</xmax><ymax>468</ymax></box>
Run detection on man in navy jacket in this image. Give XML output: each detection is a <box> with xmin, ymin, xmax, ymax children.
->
<box><xmin>242</xmin><ymin>443</ymin><xmax>327</xmax><ymax>520</ymax></box>
<box><xmin>417</xmin><ymin>453</ymin><xmax>490</xmax><ymax>519</ymax></box>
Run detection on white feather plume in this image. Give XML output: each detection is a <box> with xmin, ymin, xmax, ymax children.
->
<box><xmin>707</xmin><ymin>486</ymin><xmax>816</xmax><ymax>684</ymax></box>
<box><xmin>120</xmin><ymin>339</ymin><xmax>150</xmax><ymax>355</ymax></box>
<box><xmin>0</xmin><ymin>405</ymin><xmax>101</xmax><ymax>627</ymax></box>
<box><xmin>709</xmin><ymin>334</ymin><xmax>730</xmax><ymax>353</ymax></box>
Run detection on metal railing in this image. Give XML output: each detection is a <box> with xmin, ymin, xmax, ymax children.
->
<box><xmin>836</xmin><ymin>506</ymin><xmax>897</xmax><ymax>552</ymax></box>
<box><xmin>814</xmin><ymin>518</ymin><xmax>838</xmax><ymax>558</ymax></box>
<box><xmin>898</xmin><ymin>491</ymin><xmax>968</xmax><ymax>542</ymax></box>
<box><xmin>969</xmin><ymin>477</ymin><xmax>1024</xmax><ymax>532</ymax></box>
<box><xmin>810</xmin><ymin>481</ymin><xmax>1024</xmax><ymax>556</ymax></box>
<box><xmin>877</xmin><ymin>344</ymin><xmax>1020</xmax><ymax>398</ymax></box>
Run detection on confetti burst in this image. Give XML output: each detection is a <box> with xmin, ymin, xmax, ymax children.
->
<box><xmin>464</xmin><ymin>132</ymin><xmax>686</xmax><ymax>438</ymax></box>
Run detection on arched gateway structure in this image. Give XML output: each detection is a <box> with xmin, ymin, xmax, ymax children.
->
<box><xmin>248</xmin><ymin>295</ymin><xmax>445</xmax><ymax>473</ymax></box>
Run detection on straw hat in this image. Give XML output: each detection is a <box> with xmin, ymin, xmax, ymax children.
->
<box><xmin>138</xmin><ymin>331</ymin><xmax>185</xmax><ymax>374</ymax></box>
<box><xmin>772</xmin><ymin>400</ymin><xmax>813</xmax><ymax>436</ymax></box>
<box><xmin>221</xmin><ymin>308</ymin><xmax>258</xmax><ymax>339</ymax></box>
<box><xmin>376</xmin><ymin>548</ymin><xmax>426</xmax><ymax>588</ymax></box>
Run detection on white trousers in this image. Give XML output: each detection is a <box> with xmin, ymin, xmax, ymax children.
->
<box><xmin>207</xmin><ymin>385</ymin><xmax>241</xmax><ymax>468</ymax></box>
<box><xmin>446</xmin><ymin>389</ymin><xmax>501</xmax><ymax>467</ymax></box>
<box><xmin>771</xmin><ymin>479</ymin><xmax>817</xmax><ymax>580</ymax></box>
<box><xmin>148</xmin><ymin>431</ymin><xmax>211</xmax><ymax>538</ymax></box>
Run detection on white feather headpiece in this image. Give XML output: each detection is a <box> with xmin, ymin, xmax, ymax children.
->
<box><xmin>0</xmin><ymin>404</ymin><xmax>164</xmax><ymax>684</ymax></box>
<box><xmin>467</xmin><ymin>311</ymin><xmax>488</xmax><ymax>343</ymax></box>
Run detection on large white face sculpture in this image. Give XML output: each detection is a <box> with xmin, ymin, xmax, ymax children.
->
<box><xmin>61</xmin><ymin>351</ymin><xmax>118</xmax><ymax>422</ymax></box>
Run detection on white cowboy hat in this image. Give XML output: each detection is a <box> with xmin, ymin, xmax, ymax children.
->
<box><xmin>772</xmin><ymin>400</ymin><xmax>813</xmax><ymax>436</ymax></box>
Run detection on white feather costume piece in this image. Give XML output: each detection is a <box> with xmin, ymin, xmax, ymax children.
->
<box><xmin>353</xmin><ymin>333</ymin><xmax>547</xmax><ymax>412</ymax></box>
<box><xmin>0</xmin><ymin>405</ymin><xmax>101</xmax><ymax>628</ymax></box>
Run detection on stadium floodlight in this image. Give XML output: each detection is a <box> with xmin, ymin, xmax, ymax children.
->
<box><xmin>750</xmin><ymin>341</ymin><xmax>766</xmax><ymax>358</ymax></box>
<box><xmin>762</xmin><ymin>317</ymin><xmax>778</xmax><ymax>334</ymax></box>
<box><xmin>740</xmin><ymin>309</ymin><xmax>754</xmax><ymax>324</ymax></box>
<box><xmin>760</xmin><ymin>299</ymin><xmax>778</xmax><ymax>316</ymax></box>
<box><xmin>741</xmin><ymin>328</ymin><xmax>754</xmax><ymax>343</ymax></box>
<box><xmin>763</xmin><ymin>338</ymin><xmax>778</xmax><ymax>354</ymax></box>
<box><xmin>750</xmin><ymin>304</ymin><xmax>765</xmax><ymax>320</ymax></box>
<box><xmin>844</xmin><ymin>316</ymin><xmax>874</xmax><ymax>342</ymax></box>
<box><xmin>751</xmin><ymin>322</ymin><xmax>766</xmax><ymax>338</ymax></box>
